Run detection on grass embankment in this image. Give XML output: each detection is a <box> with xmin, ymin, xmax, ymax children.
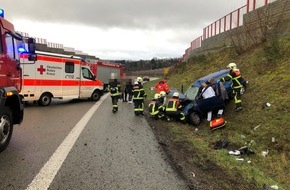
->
<box><xmin>144</xmin><ymin>37</ymin><xmax>290</xmax><ymax>189</ymax></box>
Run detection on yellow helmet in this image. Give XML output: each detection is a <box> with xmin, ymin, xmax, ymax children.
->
<box><xmin>160</xmin><ymin>91</ymin><xmax>166</xmax><ymax>97</ymax></box>
<box><xmin>137</xmin><ymin>77</ymin><xmax>143</xmax><ymax>82</ymax></box>
<box><xmin>227</xmin><ymin>63</ymin><xmax>237</xmax><ymax>69</ymax></box>
<box><xmin>154</xmin><ymin>93</ymin><xmax>161</xmax><ymax>99</ymax></box>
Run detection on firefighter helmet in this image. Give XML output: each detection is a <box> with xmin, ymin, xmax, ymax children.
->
<box><xmin>154</xmin><ymin>93</ymin><xmax>161</xmax><ymax>99</ymax></box>
<box><xmin>160</xmin><ymin>91</ymin><xmax>166</xmax><ymax>97</ymax></box>
<box><xmin>227</xmin><ymin>63</ymin><xmax>237</xmax><ymax>69</ymax></box>
<box><xmin>173</xmin><ymin>92</ymin><xmax>179</xmax><ymax>98</ymax></box>
<box><xmin>134</xmin><ymin>81</ymin><xmax>138</xmax><ymax>85</ymax></box>
<box><xmin>137</xmin><ymin>77</ymin><xmax>143</xmax><ymax>82</ymax></box>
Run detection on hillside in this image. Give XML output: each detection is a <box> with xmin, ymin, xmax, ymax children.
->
<box><xmin>143</xmin><ymin>36</ymin><xmax>290</xmax><ymax>190</ymax></box>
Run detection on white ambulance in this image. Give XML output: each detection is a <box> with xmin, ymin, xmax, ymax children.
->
<box><xmin>20</xmin><ymin>51</ymin><xmax>103</xmax><ymax>106</ymax></box>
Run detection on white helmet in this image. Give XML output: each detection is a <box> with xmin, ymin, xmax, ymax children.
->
<box><xmin>227</xmin><ymin>63</ymin><xmax>237</xmax><ymax>69</ymax></box>
<box><xmin>173</xmin><ymin>92</ymin><xmax>179</xmax><ymax>98</ymax></box>
<box><xmin>137</xmin><ymin>77</ymin><xmax>143</xmax><ymax>82</ymax></box>
<box><xmin>154</xmin><ymin>93</ymin><xmax>161</xmax><ymax>99</ymax></box>
<box><xmin>134</xmin><ymin>81</ymin><xmax>138</xmax><ymax>85</ymax></box>
<box><xmin>160</xmin><ymin>91</ymin><xmax>166</xmax><ymax>97</ymax></box>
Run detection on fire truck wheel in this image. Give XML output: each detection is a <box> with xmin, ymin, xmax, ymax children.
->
<box><xmin>38</xmin><ymin>93</ymin><xmax>52</xmax><ymax>106</ymax></box>
<box><xmin>189</xmin><ymin>112</ymin><xmax>201</xmax><ymax>126</ymax></box>
<box><xmin>0</xmin><ymin>107</ymin><xmax>13</xmax><ymax>153</ymax></box>
<box><xmin>91</xmin><ymin>91</ymin><xmax>101</xmax><ymax>101</ymax></box>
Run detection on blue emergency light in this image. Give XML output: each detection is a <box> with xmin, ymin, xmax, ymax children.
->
<box><xmin>0</xmin><ymin>9</ymin><xmax>4</xmax><ymax>18</ymax></box>
<box><xmin>18</xmin><ymin>47</ymin><xmax>26</xmax><ymax>53</ymax></box>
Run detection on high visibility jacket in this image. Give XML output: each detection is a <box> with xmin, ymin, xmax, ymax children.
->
<box><xmin>155</xmin><ymin>81</ymin><xmax>170</xmax><ymax>94</ymax></box>
<box><xmin>148</xmin><ymin>99</ymin><xmax>164</xmax><ymax>115</ymax></box>
<box><xmin>166</xmin><ymin>98</ymin><xmax>182</xmax><ymax>112</ymax></box>
<box><xmin>109</xmin><ymin>86</ymin><xmax>119</xmax><ymax>97</ymax></box>
<box><xmin>132</xmin><ymin>83</ymin><xmax>146</xmax><ymax>100</ymax></box>
<box><xmin>221</xmin><ymin>69</ymin><xmax>244</xmax><ymax>89</ymax></box>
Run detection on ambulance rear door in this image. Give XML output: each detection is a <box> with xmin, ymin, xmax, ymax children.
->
<box><xmin>62</xmin><ymin>60</ymin><xmax>81</xmax><ymax>99</ymax></box>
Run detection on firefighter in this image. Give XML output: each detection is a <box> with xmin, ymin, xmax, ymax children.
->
<box><xmin>109</xmin><ymin>79</ymin><xmax>120</xmax><ymax>113</ymax></box>
<box><xmin>148</xmin><ymin>93</ymin><xmax>166</xmax><ymax>119</ymax></box>
<box><xmin>220</xmin><ymin>63</ymin><xmax>244</xmax><ymax>112</ymax></box>
<box><xmin>165</xmin><ymin>92</ymin><xmax>185</xmax><ymax>122</ymax></box>
<box><xmin>125</xmin><ymin>79</ymin><xmax>133</xmax><ymax>103</ymax></box>
<box><xmin>159</xmin><ymin>91</ymin><xmax>167</xmax><ymax>106</ymax></box>
<box><xmin>132</xmin><ymin>81</ymin><xmax>147</xmax><ymax>116</ymax></box>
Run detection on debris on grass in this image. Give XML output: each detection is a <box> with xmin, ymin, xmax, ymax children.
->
<box><xmin>253</xmin><ymin>124</ymin><xmax>261</xmax><ymax>131</ymax></box>
<box><xmin>190</xmin><ymin>171</ymin><xmax>196</xmax><ymax>178</ymax></box>
<box><xmin>263</xmin><ymin>184</ymin><xmax>279</xmax><ymax>190</ymax></box>
<box><xmin>261</xmin><ymin>149</ymin><xmax>269</xmax><ymax>157</ymax></box>
<box><xmin>262</xmin><ymin>102</ymin><xmax>271</xmax><ymax>109</ymax></box>
<box><xmin>229</xmin><ymin>146</ymin><xmax>255</xmax><ymax>156</ymax></box>
<box><xmin>209</xmin><ymin>139</ymin><xmax>229</xmax><ymax>150</ymax></box>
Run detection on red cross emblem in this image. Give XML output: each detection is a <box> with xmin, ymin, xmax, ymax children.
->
<box><xmin>37</xmin><ymin>65</ymin><xmax>46</xmax><ymax>75</ymax></box>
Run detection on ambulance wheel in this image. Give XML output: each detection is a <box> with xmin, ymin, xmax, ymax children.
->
<box><xmin>189</xmin><ymin>112</ymin><xmax>201</xmax><ymax>126</ymax></box>
<box><xmin>91</xmin><ymin>91</ymin><xmax>101</xmax><ymax>101</ymax></box>
<box><xmin>0</xmin><ymin>107</ymin><xmax>13</xmax><ymax>153</ymax></box>
<box><xmin>38</xmin><ymin>93</ymin><xmax>52</xmax><ymax>106</ymax></box>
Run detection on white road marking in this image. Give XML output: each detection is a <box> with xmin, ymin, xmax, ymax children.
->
<box><xmin>26</xmin><ymin>93</ymin><xmax>109</xmax><ymax>190</ymax></box>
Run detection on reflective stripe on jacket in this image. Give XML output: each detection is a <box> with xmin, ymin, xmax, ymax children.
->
<box><xmin>221</xmin><ymin>69</ymin><xmax>243</xmax><ymax>88</ymax></box>
<box><xmin>132</xmin><ymin>84</ymin><xmax>146</xmax><ymax>100</ymax></box>
<box><xmin>110</xmin><ymin>86</ymin><xmax>120</xmax><ymax>97</ymax></box>
<box><xmin>166</xmin><ymin>98</ymin><xmax>181</xmax><ymax>112</ymax></box>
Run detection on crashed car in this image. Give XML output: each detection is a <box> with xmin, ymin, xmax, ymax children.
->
<box><xmin>143</xmin><ymin>76</ymin><xmax>150</xmax><ymax>81</ymax></box>
<box><xmin>169</xmin><ymin>69</ymin><xmax>247</xmax><ymax>126</ymax></box>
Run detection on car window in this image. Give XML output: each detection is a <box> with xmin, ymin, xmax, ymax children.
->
<box><xmin>184</xmin><ymin>86</ymin><xmax>199</xmax><ymax>100</ymax></box>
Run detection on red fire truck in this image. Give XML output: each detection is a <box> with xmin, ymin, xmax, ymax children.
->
<box><xmin>0</xmin><ymin>9</ymin><xmax>37</xmax><ymax>152</ymax></box>
<box><xmin>88</xmin><ymin>60</ymin><xmax>125</xmax><ymax>90</ymax></box>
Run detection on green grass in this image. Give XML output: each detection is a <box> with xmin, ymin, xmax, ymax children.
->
<box><xmin>144</xmin><ymin>36</ymin><xmax>290</xmax><ymax>190</ymax></box>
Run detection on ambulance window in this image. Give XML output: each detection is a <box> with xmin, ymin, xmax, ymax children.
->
<box><xmin>82</xmin><ymin>67</ymin><xmax>94</xmax><ymax>79</ymax></box>
<box><xmin>65</xmin><ymin>62</ymin><xmax>74</xmax><ymax>73</ymax></box>
<box><xmin>5</xmin><ymin>34</ymin><xmax>15</xmax><ymax>59</ymax></box>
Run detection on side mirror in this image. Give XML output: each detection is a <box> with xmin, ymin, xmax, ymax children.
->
<box><xmin>27</xmin><ymin>38</ymin><xmax>37</xmax><ymax>61</ymax></box>
<box><xmin>27</xmin><ymin>38</ymin><xmax>36</xmax><ymax>54</ymax></box>
<box><xmin>28</xmin><ymin>54</ymin><xmax>37</xmax><ymax>61</ymax></box>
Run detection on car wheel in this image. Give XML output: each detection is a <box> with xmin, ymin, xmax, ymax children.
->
<box><xmin>91</xmin><ymin>90</ymin><xmax>101</xmax><ymax>101</ymax></box>
<box><xmin>0</xmin><ymin>107</ymin><xmax>13</xmax><ymax>153</ymax></box>
<box><xmin>189</xmin><ymin>112</ymin><xmax>201</xmax><ymax>126</ymax></box>
<box><xmin>38</xmin><ymin>93</ymin><xmax>52</xmax><ymax>106</ymax></box>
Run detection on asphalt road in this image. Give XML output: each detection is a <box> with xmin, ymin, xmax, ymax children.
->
<box><xmin>0</xmin><ymin>94</ymin><xmax>189</xmax><ymax>190</ymax></box>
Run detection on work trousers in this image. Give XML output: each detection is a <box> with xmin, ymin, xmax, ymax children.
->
<box><xmin>133</xmin><ymin>99</ymin><xmax>144</xmax><ymax>115</ymax></box>
<box><xmin>166</xmin><ymin>111</ymin><xmax>185</xmax><ymax>121</ymax></box>
<box><xmin>233</xmin><ymin>87</ymin><xmax>242</xmax><ymax>108</ymax></box>
<box><xmin>111</xmin><ymin>96</ymin><xmax>119</xmax><ymax>112</ymax></box>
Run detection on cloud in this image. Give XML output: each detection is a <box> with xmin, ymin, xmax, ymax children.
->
<box><xmin>2</xmin><ymin>0</ymin><xmax>244</xmax><ymax>60</ymax></box>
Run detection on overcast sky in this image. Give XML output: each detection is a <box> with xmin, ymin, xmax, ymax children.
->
<box><xmin>1</xmin><ymin>0</ymin><xmax>245</xmax><ymax>60</ymax></box>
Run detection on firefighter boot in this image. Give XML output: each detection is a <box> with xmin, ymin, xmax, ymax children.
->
<box><xmin>235</xmin><ymin>103</ymin><xmax>242</xmax><ymax>112</ymax></box>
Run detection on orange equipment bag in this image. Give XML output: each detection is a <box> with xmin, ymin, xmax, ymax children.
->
<box><xmin>210</xmin><ymin>118</ymin><xmax>227</xmax><ymax>130</ymax></box>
